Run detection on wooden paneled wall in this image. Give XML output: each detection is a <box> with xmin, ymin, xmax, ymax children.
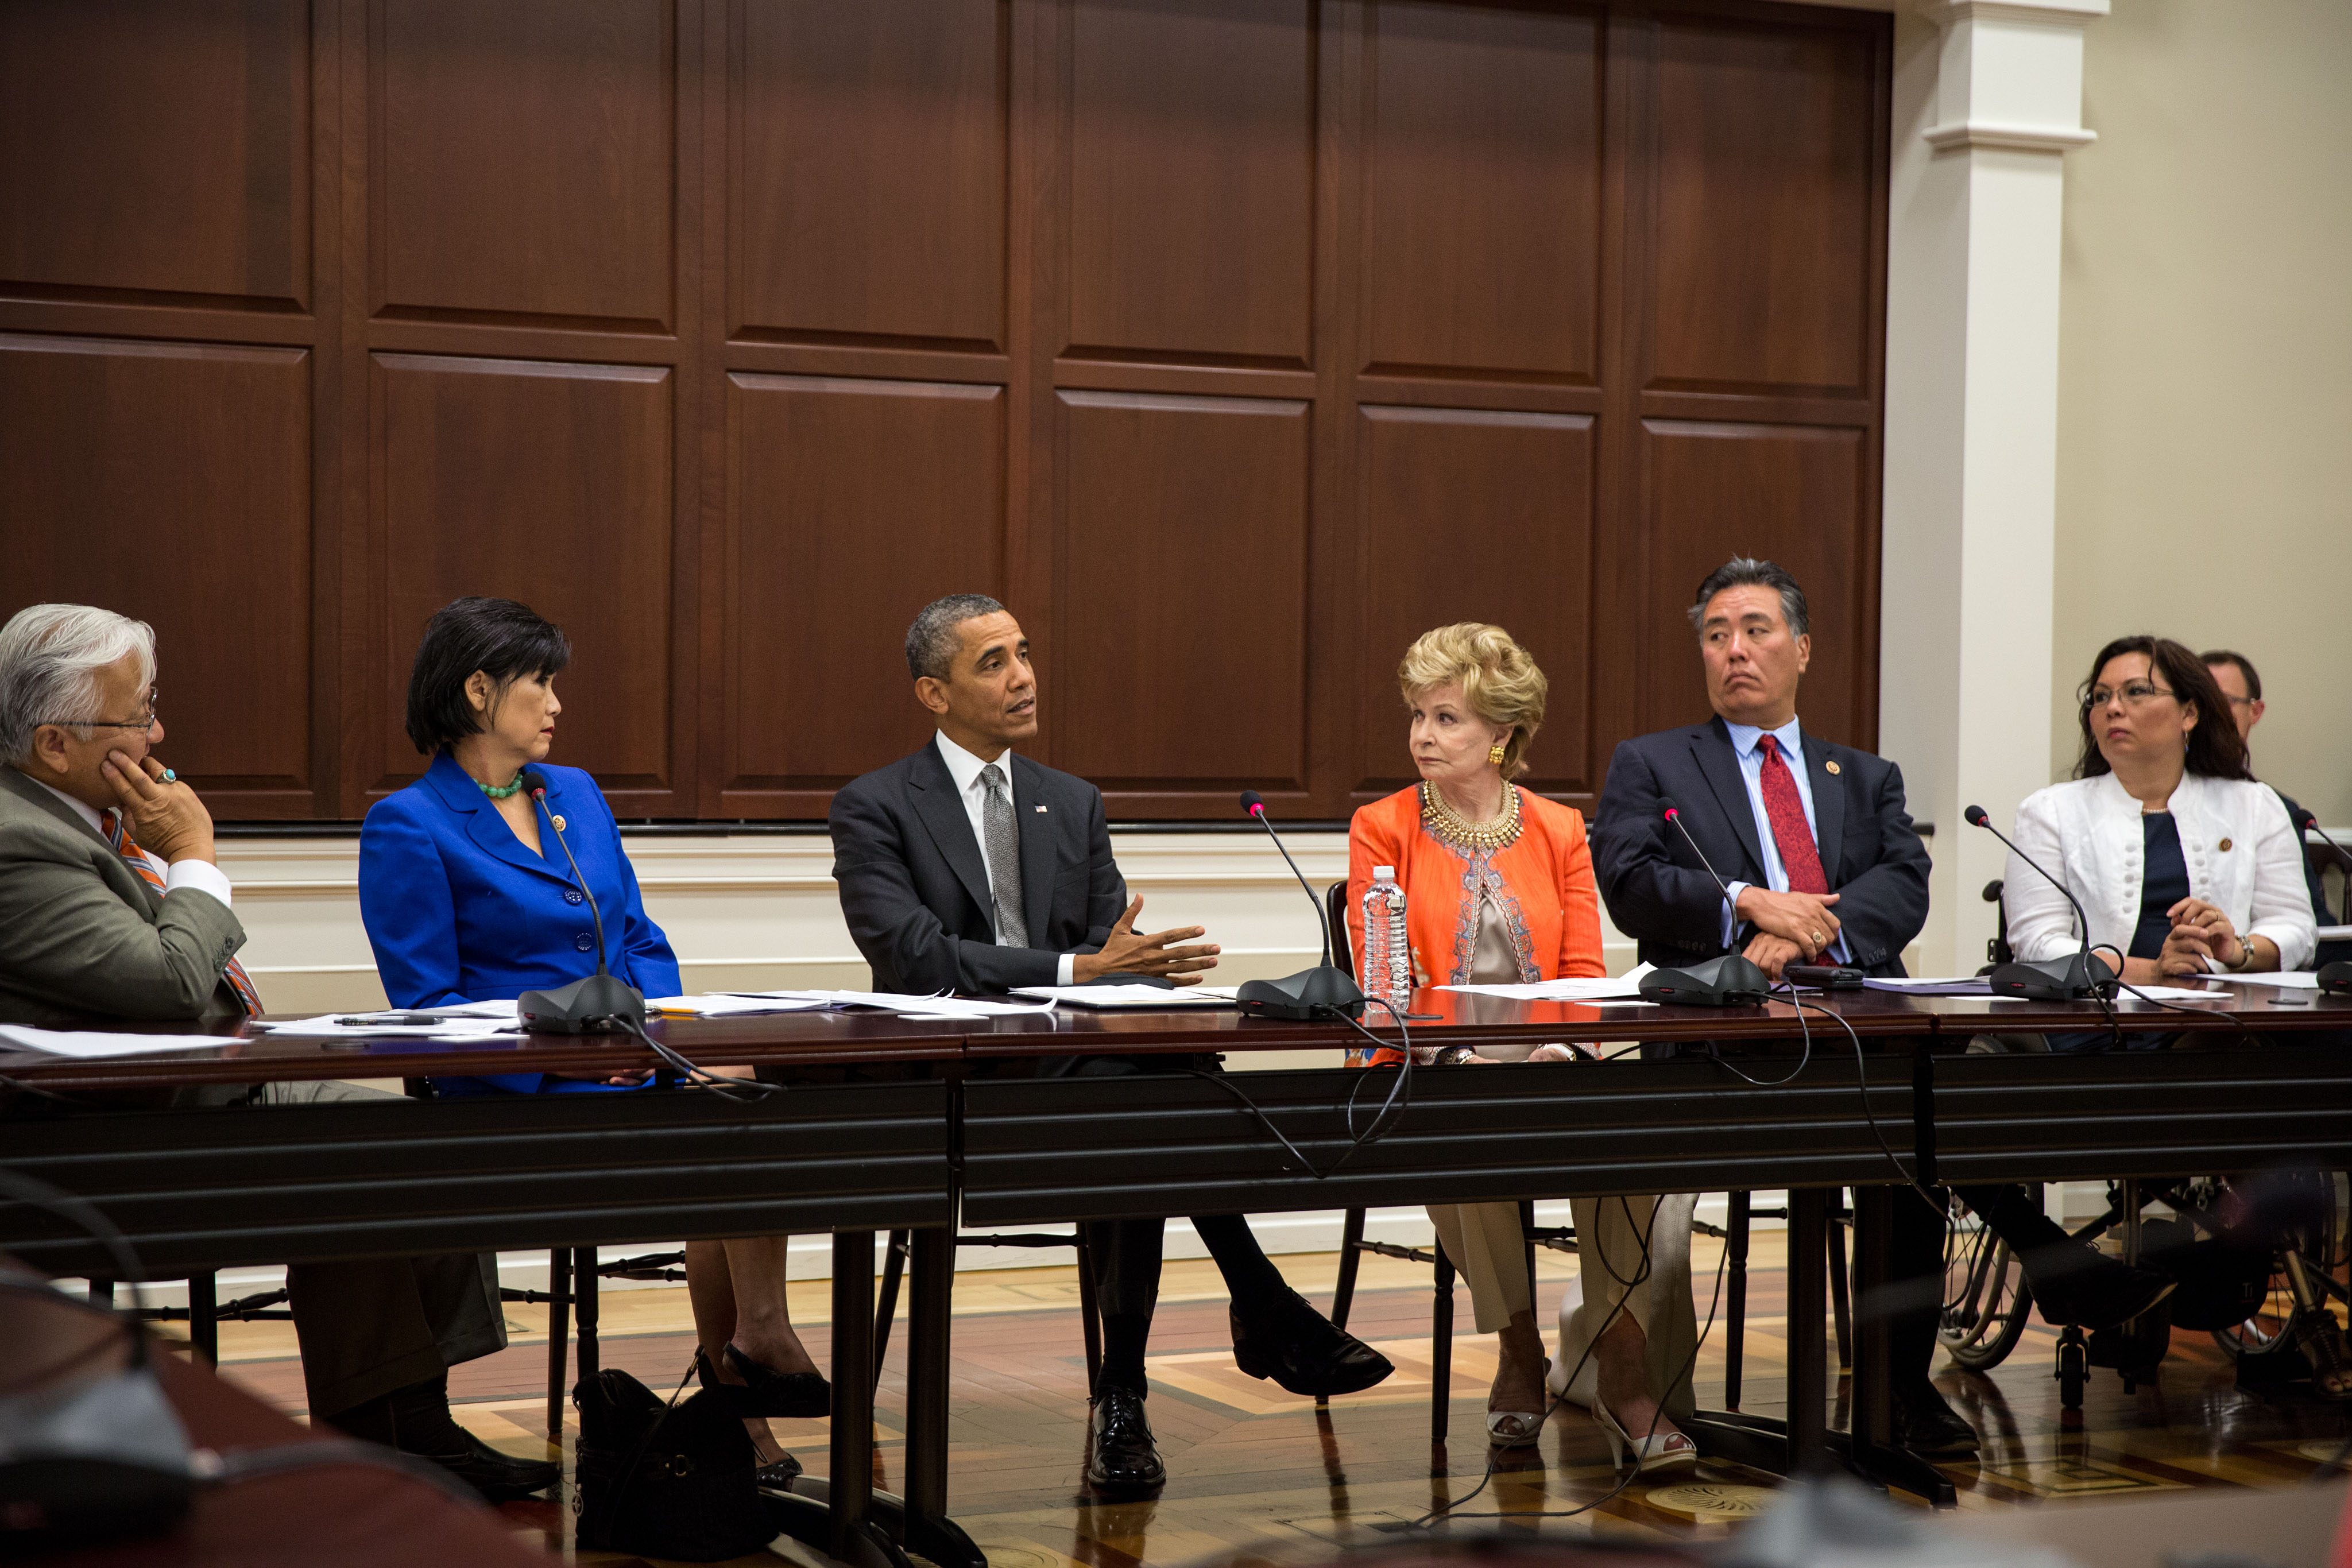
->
<box><xmin>0</xmin><ymin>0</ymin><xmax>1888</xmax><ymax>821</ymax></box>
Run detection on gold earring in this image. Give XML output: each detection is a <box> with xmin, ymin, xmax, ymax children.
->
<box><xmin>1487</xmin><ymin>744</ymin><xmax>1507</xmax><ymax>766</ymax></box>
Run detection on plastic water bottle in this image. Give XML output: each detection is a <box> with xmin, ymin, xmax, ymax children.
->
<box><xmin>1359</xmin><ymin>866</ymin><xmax>1411</xmax><ymax>1018</ymax></box>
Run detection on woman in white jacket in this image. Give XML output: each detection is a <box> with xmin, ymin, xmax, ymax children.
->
<box><xmin>1956</xmin><ymin>636</ymin><xmax>2331</xmax><ymax>1379</ymax></box>
<box><xmin>2006</xmin><ymin>634</ymin><xmax>2316</xmax><ymax>991</ymax></box>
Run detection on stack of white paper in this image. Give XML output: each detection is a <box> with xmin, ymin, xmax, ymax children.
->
<box><xmin>0</xmin><ymin>1025</ymin><xmax>245</xmax><ymax>1059</ymax></box>
<box><xmin>732</xmin><ymin>989</ymin><xmax>1058</xmax><ymax>1020</ymax></box>
<box><xmin>1438</xmin><ymin>976</ymin><xmax>1650</xmax><ymax>1002</ymax></box>
<box><xmin>1012</xmin><ymin>984</ymin><xmax>1236</xmax><ymax>1009</ymax></box>
<box><xmin>649</xmin><ymin>994</ymin><xmax>831</xmax><ymax>1016</ymax></box>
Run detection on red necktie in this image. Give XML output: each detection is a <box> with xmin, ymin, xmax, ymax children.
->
<box><xmin>102</xmin><ymin>809</ymin><xmax>266</xmax><ymax>1019</ymax></box>
<box><xmin>1755</xmin><ymin>735</ymin><xmax>1829</xmax><ymax>896</ymax></box>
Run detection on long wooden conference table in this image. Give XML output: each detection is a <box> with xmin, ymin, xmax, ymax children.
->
<box><xmin>3</xmin><ymin>985</ymin><xmax>2347</xmax><ymax>1566</ymax></box>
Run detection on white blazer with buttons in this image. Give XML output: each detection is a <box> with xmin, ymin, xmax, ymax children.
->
<box><xmin>2003</xmin><ymin>771</ymin><xmax>2316</xmax><ymax>972</ymax></box>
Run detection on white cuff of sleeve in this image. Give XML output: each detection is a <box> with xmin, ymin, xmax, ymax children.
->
<box><xmin>165</xmin><ymin>858</ymin><xmax>234</xmax><ymax>910</ymax></box>
<box><xmin>1721</xmin><ymin>881</ymin><xmax>1751</xmax><ymax>948</ymax></box>
<box><xmin>1056</xmin><ymin>953</ymin><xmax>1076</xmax><ymax>986</ymax></box>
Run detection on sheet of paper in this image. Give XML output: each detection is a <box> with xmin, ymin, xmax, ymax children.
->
<box><xmin>2200</xmin><ymin>970</ymin><xmax>2321</xmax><ymax>989</ymax></box>
<box><xmin>648</xmin><ymin>994</ymin><xmax>831</xmax><ymax>1016</ymax></box>
<box><xmin>1437</xmin><ymin>981</ymin><xmax>1651</xmax><ymax>1002</ymax></box>
<box><xmin>735</xmin><ymin>989</ymin><xmax>1057</xmax><ymax>1019</ymax></box>
<box><xmin>250</xmin><ymin>1016</ymin><xmax>521</xmax><ymax>1040</ymax></box>
<box><xmin>1862</xmin><ymin>977</ymin><xmax>1994</xmax><ymax>994</ymax></box>
<box><xmin>2119</xmin><ymin>985</ymin><xmax>2245</xmax><ymax>1001</ymax></box>
<box><xmin>1012</xmin><ymin>985</ymin><xmax>1233</xmax><ymax>1009</ymax></box>
<box><xmin>0</xmin><ymin>1025</ymin><xmax>245</xmax><ymax>1059</ymax></box>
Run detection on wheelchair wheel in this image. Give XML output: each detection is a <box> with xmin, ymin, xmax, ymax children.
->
<box><xmin>2210</xmin><ymin>1170</ymin><xmax>2346</xmax><ymax>1362</ymax></box>
<box><xmin>1940</xmin><ymin>1211</ymin><xmax>2033</xmax><ymax>1371</ymax></box>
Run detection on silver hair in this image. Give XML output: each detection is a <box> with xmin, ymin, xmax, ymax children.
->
<box><xmin>905</xmin><ymin>593</ymin><xmax>1008</xmax><ymax>680</ymax></box>
<box><xmin>1687</xmin><ymin>556</ymin><xmax>1809</xmax><ymax>638</ymax></box>
<box><xmin>0</xmin><ymin>604</ymin><xmax>157</xmax><ymax>764</ymax></box>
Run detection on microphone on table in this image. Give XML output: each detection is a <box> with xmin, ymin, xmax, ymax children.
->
<box><xmin>1964</xmin><ymin>804</ymin><xmax>2116</xmax><ymax>1001</ymax></box>
<box><xmin>516</xmin><ymin>767</ymin><xmax>647</xmax><ymax>1035</ymax></box>
<box><xmin>1637</xmin><ymin>798</ymin><xmax>1770</xmax><ymax>1006</ymax></box>
<box><xmin>2292</xmin><ymin>807</ymin><xmax>2352</xmax><ymax>995</ymax></box>
<box><xmin>1232</xmin><ymin>790</ymin><xmax>1365</xmax><ymax>1022</ymax></box>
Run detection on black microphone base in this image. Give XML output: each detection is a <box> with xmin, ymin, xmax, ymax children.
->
<box><xmin>1237</xmin><ymin>967</ymin><xmax>1367</xmax><ymax>1022</ymax></box>
<box><xmin>1638</xmin><ymin>955</ymin><xmax>1771</xmax><ymax>1006</ymax></box>
<box><xmin>2315</xmin><ymin>961</ymin><xmax>2352</xmax><ymax>996</ymax></box>
<box><xmin>519</xmin><ymin>973</ymin><xmax>648</xmax><ymax>1034</ymax></box>
<box><xmin>1987</xmin><ymin>954</ymin><xmax>2117</xmax><ymax>1001</ymax></box>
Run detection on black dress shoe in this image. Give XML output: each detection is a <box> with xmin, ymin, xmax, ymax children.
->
<box><xmin>2030</xmin><ymin>1256</ymin><xmax>2177</xmax><ymax>1330</ymax></box>
<box><xmin>1889</xmin><ymin>1384</ymin><xmax>1979</xmax><ymax>1456</ymax></box>
<box><xmin>1230</xmin><ymin>1291</ymin><xmax>1394</xmax><ymax>1397</ymax></box>
<box><xmin>695</xmin><ymin>1345</ymin><xmax>831</xmax><ymax>1418</ymax></box>
<box><xmin>755</xmin><ymin>1450</ymin><xmax>804</xmax><ymax>1490</ymax></box>
<box><xmin>1085</xmin><ymin>1385</ymin><xmax>1166</xmax><ymax>1492</ymax></box>
<box><xmin>420</xmin><ymin>1428</ymin><xmax>564</xmax><ymax>1503</ymax></box>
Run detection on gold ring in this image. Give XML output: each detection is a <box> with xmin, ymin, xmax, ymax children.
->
<box><xmin>1810</xmin><ymin>930</ymin><xmax>1822</xmax><ymax>944</ymax></box>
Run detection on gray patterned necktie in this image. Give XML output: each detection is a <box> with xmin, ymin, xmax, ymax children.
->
<box><xmin>978</xmin><ymin>763</ymin><xmax>1029</xmax><ymax>948</ymax></box>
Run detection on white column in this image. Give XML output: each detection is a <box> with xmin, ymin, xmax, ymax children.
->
<box><xmin>1879</xmin><ymin>0</ymin><xmax>2104</xmax><ymax>977</ymax></box>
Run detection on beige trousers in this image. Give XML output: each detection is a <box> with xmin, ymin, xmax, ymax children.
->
<box><xmin>1426</xmin><ymin>1201</ymin><xmax>1532</xmax><ymax>1333</ymax></box>
<box><xmin>1549</xmin><ymin>1191</ymin><xmax>1700</xmax><ymax>1420</ymax></box>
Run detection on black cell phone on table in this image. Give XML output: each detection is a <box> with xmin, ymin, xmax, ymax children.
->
<box><xmin>1784</xmin><ymin>964</ymin><xmax>1864</xmax><ymax>990</ymax></box>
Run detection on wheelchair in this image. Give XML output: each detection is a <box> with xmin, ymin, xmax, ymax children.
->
<box><xmin>1940</xmin><ymin>880</ymin><xmax>2350</xmax><ymax>1408</ymax></box>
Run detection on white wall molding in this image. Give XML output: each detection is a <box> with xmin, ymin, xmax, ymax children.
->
<box><xmin>1921</xmin><ymin>119</ymin><xmax>2095</xmax><ymax>154</ymax></box>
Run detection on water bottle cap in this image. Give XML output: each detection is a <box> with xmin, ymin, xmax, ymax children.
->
<box><xmin>1372</xmin><ymin>866</ymin><xmax>1395</xmax><ymax>881</ymax></box>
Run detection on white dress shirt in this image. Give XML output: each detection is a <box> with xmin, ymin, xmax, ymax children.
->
<box><xmin>1719</xmin><ymin>715</ymin><xmax>1850</xmax><ymax>963</ymax></box>
<box><xmin>32</xmin><ymin>776</ymin><xmax>233</xmax><ymax>911</ymax></box>
<box><xmin>933</xmin><ymin>733</ymin><xmax>1076</xmax><ymax>986</ymax></box>
<box><xmin>2003</xmin><ymin>771</ymin><xmax>2315</xmax><ymax>971</ymax></box>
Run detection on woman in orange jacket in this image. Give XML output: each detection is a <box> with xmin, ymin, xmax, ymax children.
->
<box><xmin>1347</xmin><ymin>624</ymin><xmax>1693</xmax><ymax>1470</ymax></box>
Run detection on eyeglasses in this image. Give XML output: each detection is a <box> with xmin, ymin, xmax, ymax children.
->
<box><xmin>2219</xmin><ymin>693</ymin><xmax>2256</xmax><ymax>710</ymax></box>
<box><xmin>42</xmin><ymin>690</ymin><xmax>158</xmax><ymax>734</ymax></box>
<box><xmin>2082</xmin><ymin>680</ymin><xmax>2174</xmax><ymax>712</ymax></box>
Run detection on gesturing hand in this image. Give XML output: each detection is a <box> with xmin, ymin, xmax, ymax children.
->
<box><xmin>101</xmin><ymin>750</ymin><xmax>215</xmax><ymax>865</ymax></box>
<box><xmin>1734</xmin><ymin>886</ymin><xmax>1842</xmax><ymax>959</ymax></box>
<box><xmin>1071</xmin><ymin>895</ymin><xmax>1222</xmax><ymax>985</ymax></box>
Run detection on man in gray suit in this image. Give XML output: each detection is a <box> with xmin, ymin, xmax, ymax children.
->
<box><xmin>0</xmin><ymin>603</ymin><xmax>556</xmax><ymax>1502</ymax></box>
<box><xmin>830</xmin><ymin>595</ymin><xmax>1392</xmax><ymax>1492</ymax></box>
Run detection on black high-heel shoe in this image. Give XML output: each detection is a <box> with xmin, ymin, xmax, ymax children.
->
<box><xmin>695</xmin><ymin>1345</ymin><xmax>831</xmax><ymax>1418</ymax></box>
<box><xmin>755</xmin><ymin>1450</ymin><xmax>804</xmax><ymax>1490</ymax></box>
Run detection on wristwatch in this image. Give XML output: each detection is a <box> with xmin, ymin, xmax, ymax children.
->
<box><xmin>1433</xmin><ymin>1046</ymin><xmax>1476</xmax><ymax>1066</ymax></box>
<box><xmin>2222</xmin><ymin>938</ymin><xmax>2259</xmax><ymax>972</ymax></box>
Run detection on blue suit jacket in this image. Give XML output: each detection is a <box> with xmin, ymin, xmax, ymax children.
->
<box><xmin>1590</xmin><ymin>716</ymin><xmax>1930</xmax><ymax>978</ymax></box>
<box><xmin>358</xmin><ymin>752</ymin><xmax>680</xmax><ymax>1094</ymax></box>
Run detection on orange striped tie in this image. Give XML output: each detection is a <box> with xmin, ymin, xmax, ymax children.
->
<box><xmin>102</xmin><ymin>809</ymin><xmax>265</xmax><ymax>1019</ymax></box>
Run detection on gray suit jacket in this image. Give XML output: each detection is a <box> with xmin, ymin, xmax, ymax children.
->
<box><xmin>829</xmin><ymin>742</ymin><xmax>1126</xmax><ymax>994</ymax></box>
<box><xmin>0</xmin><ymin>765</ymin><xmax>249</xmax><ymax>1028</ymax></box>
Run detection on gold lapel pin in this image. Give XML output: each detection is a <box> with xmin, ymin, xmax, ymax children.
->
<box><xmin>2218</xmin><ymin>837</ymin><xmax>2232</xmax><ymax>851</ymax></box>
<box><xmin>1825</xmin><ymin>760</ymin><xmax>1841</xmax><ymax>775</ymax></box>
<box><xmin>551</xmin><ymin>815</ymin><xmax>567</xmax><ymax>833</ymax></box>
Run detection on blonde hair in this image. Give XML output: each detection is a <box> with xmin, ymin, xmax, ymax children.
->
<box><xmin>1398</xmin><ymin>623</ymin><xmax>1547</xmax><ymax>779</ymax></box>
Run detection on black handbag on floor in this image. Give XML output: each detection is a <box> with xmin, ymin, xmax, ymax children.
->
<box><xmin>572</xmin><ymin>1368</ymin><xmax>773</xmax><ymax>1562</ymax></box>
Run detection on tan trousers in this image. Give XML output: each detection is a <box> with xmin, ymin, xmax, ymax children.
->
<box><xmin>1550</xmin><ymin>1191</ymin><xmax>1700</xmax><ymax>1420</ymax></box>
<box><xmin>1427</xmin><ymin>1201</ymin><xmax>1532</xmax><ymax>1333</ymax></box>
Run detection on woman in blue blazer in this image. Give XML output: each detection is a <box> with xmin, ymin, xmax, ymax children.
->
<box><xmin>358</xmin><ymin>597</ymin><xmax>825</xmax><ymax>1482</ymax></box>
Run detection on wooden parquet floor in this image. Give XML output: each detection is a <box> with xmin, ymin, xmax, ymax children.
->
<box><xmin>187</xmin><ymin>1236</ymin><xmax>2350</xmax><ymax>1566</ymax></box>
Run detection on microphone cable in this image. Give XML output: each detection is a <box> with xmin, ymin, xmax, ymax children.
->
<box><xmin>614</xmin><ymin>1016</ymin><xmax>787</xmax><ymax>1104</ymax></box>
<box><xmin>1175</xmin><ymin>997</ymin><xmax>1417</xmax><ymax>1182</ymax></box>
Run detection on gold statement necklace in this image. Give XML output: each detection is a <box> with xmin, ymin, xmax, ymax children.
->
<box><xmin>1419</xmin><ymin>779</ymin><xmax>1523</xmax><ymax>853</ymax></box>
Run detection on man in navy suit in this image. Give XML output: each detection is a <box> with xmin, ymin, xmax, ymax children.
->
<box><xmin>1592</xmin><ymin>558</ymin><xmax>1957</xmax><ymax>1455</ymax></box>
<box><xmin>830</xmin><ymin>595</ymin><xmax>1391</xmax><ymax>1493</ymax></box>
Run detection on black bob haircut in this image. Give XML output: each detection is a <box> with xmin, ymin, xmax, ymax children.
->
<box><xmin>404</xmin><ymin>597</ymin><xmax>572</xmax><ymax>755</ymax></box>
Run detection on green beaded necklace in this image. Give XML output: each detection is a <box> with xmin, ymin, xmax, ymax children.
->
<box><xmin>477</xmin><ymin>771</ymin><xmax>527</xmax><ymax>800</ymax></box>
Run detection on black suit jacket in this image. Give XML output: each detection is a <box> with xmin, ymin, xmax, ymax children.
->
<box><xmin>1590</xmin><ymin>717</ymin><xmax>1931</xmax><ymax>978</ymax></box>
<box><xmin>829</xmin><ymin>742</ymin><xmax>1126</xmax><ymax>994</ymax></box>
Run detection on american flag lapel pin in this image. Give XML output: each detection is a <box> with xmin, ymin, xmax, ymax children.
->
<box><xmin>1036</xmin><ymin>804</ymin><xmax>1049</xmax><ymax>812</ymax></box>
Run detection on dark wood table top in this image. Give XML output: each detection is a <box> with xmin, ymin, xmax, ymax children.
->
<box><xmin>4</xmin><ymin>982</ymin><xmax>2344</xmax><ymax>1091</ymax></box>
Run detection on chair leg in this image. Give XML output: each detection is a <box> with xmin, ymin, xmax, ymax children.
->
<box><xmin>1827</xmin><ymin>1198</ymin><xmax>1854</xmax><ymax>1373</ymax></box>
<box><xmin>1331</xmin><ymin>1209</ymin><xmax>1367</xmax><ymax>1331</ymax></box>
<box><xmin>573</xmin><ymin>1248</ymin><xmax>601</xmax><ymax>1388</ymax></box>
<box><xmin>1074</xmin><ymin>1233</ymin><xmax>1103</xmax><ymax>1397</ymax></box>
<box><xmin>188</xmin><ymin>1272</ymin><xmax>218</xmax><ymax>1365</ymax></box>
<box><xmin>1724</xmin><ymin>1192</ymin><xmax>1751</xmax><ymax>1412</ymax></box>
<box><xmin>546</xmin><ymin>1248</ymin><xmax>572</xmax><ymax>1435</ymax></box>
<box><xmin>1520</xmin><ymin>1198</ymin><xmax>1539</xmax><ymax>1306</ymax></box>
<box><xmin>873</xmin><ymin>1230</ymin><xmax>908</xmax><ymax>1391</ymax></box>
<box><xmin>88</xmin><ymin>1279</ymin><xmax>115</xmax><ymax>1310</ymax></box>
<box><xmin>1431</xmin><ymin>1249</ymin><xmax>1456</xmax><ymax>1445</ymax></box>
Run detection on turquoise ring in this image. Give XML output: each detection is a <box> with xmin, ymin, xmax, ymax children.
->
<box><xmin>160</xmin><ymin>768</ymin><xmax>177</xmax><ymax>783</ymax></box>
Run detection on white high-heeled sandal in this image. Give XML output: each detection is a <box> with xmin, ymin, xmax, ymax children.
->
<box><xmin>1591</xmin><ymin>1398</ymin><xmax>1697</xmax><ymax>1473</ymax></box>
<box><xmin>1487</xmin><ymin>1356</ymin><xmax>1551</xmax><ymax>1447</ymax></box>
